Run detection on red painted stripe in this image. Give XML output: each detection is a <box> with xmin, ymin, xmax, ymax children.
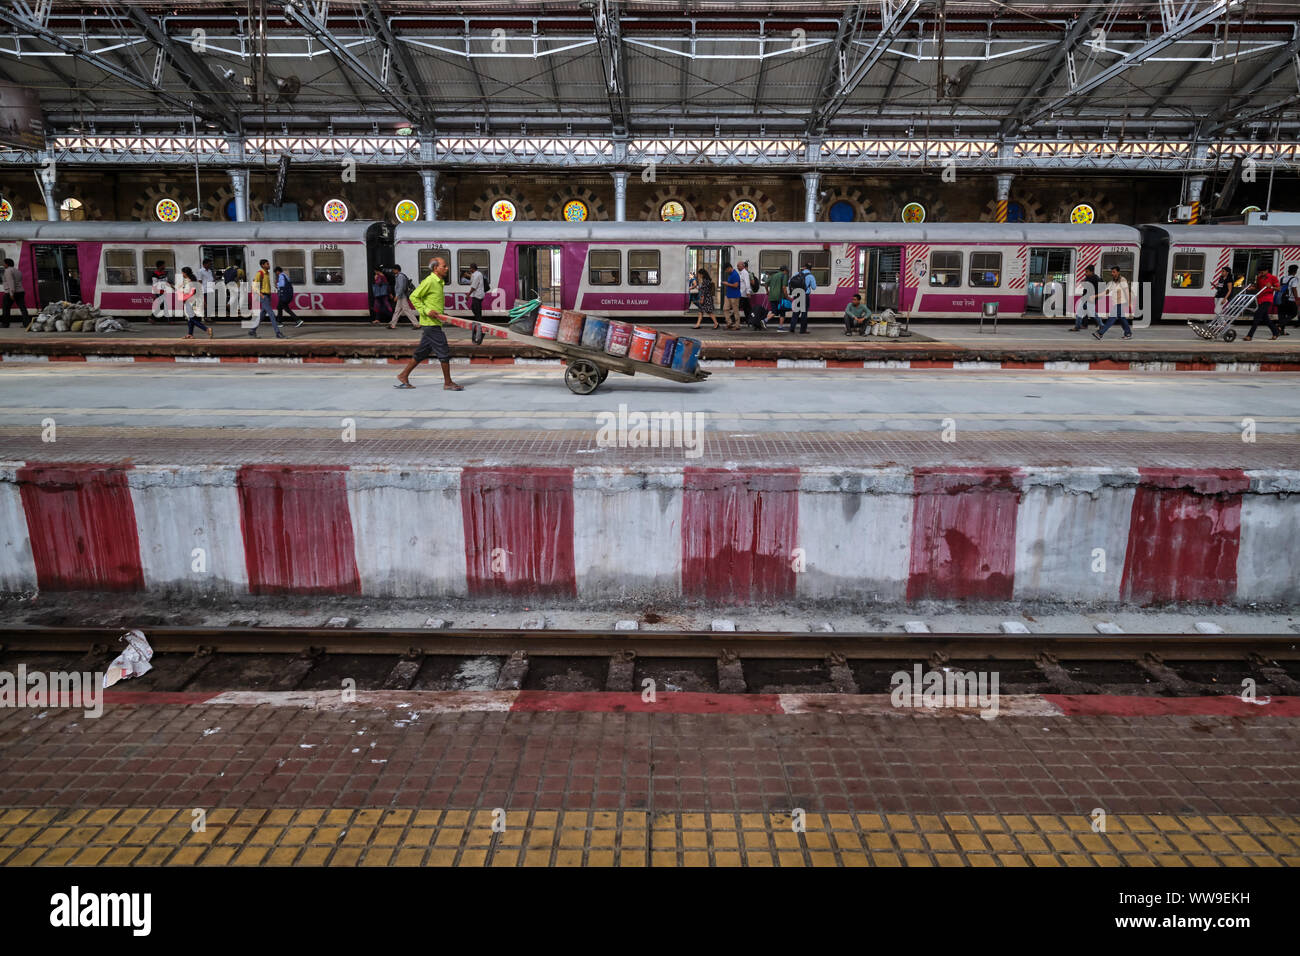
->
<box><xmin>910</xmin><ymin>360</ymin><xmax>953</xmax><ymax>369</ymax></box>
<box><xmin>1046</xmin><ymin>694</ymin><xmax>1300</xmax><ymax>717</ymax></box>
<box><xmin>1175</xmin><ymin>361</ymin><xmax>1215</xmax><ymax>371</ymax></box>
<box><xmin>511</xmin><ymin>690</ymin><xmax>783</xmax><ymax>715</ymax></box>
<box><xmin>682</xmin><ymin>468</ymin><xmax>800</xmax><ymax>603</ymax></box>
<box><xmin>104</xmin><ymin>690</ymin><xmax>222</xmax><ymax>706</ymax></box>
<box><xmin>1089</xmin><ymin>359</ymin><xmax>1128</xmax><ymax>371</ymax></box>
<box><xmin>1260</xmin><ymin>363</ymin><xmax>1299</xmax><ymax>372</ymax></box>
<box><xmin>1002</xmin><ymin>360</ymin><xmax>1044</xmax><ymax>369</ymax></box>
<box><xmin>237</xmin><ymin>465</ymin><xmax>361</xmax><ymax>595</ymax></box>
<box><xmin>826</xmin><ymin>359</ymin><xmax>862</xmax><ymax>369</ymax></box>
<box><xmin>17</xmin><ymin>463</ymin><xmax>144</xmax><ymax>591</ymax></box>
<box><xmin>219</xmin><ymin>356</ymin><xmax>257</xmax><ymax>363</ymax></box>
<box><xmin>907</xmin><ymin>468</ymin><xmax>1021</xmax><ymax>601</ymax></box>
<box><xmin>460</xmin><ymin>467</ymin><xmax>577</xmax><ymax>597</ymax></box>
<box><xmin>49</xmin><ymin>355</ymin><xmax>87</xmax><ymax>362</ymax></box>
<box><xmin>1120</xmin><ymin>468</ymin><xmax>1248</xmax><ymax>605</ymax></box>
<box><xmin>304</xmin><ymin>356</ymin><xmax>345</xmax><ymax>364</ymax></box>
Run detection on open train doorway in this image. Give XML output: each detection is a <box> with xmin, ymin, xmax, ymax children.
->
<box><xmin>32</xmin><ymin>243</ymin><xmax>81</xmax><ymax>306</ymax></box>
<box><xmin>517</xmin><ymin>245</ymin><xmax>562</xmax><ymax>307</ymax></box>
<box><xmin>1026</xmin><ymin>247</ymin><xmax>1074</xmax><ymax>313</ymax></box>
<box><xmin>858</xmin><ymin>245</ymin><xmax>902</xmax><ymax>312</ymax></box>
<box><xmin>1232</xmin><ymin>248</ymin><xmax>1275</xmax><ymax>283</ymax></box>
<box><xmin>687</xmin><ymin>245</ymin><xmax>732</xmax><ymax>307</ymax></box>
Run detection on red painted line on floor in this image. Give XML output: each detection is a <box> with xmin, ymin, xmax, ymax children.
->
<box><xmin>910</xmin><ymin>360</ymin><xmax>953</xmax><ymax>368</ymax></box>
<box><xmin>17</xmin><ymin>462</ymin><xmax>144</xmax><ymax>591</ymax></box>
<box><xmin>1089</xmin><ymin>359</ymin><xmax>1129</xmax><ymax>371</ymax></box>
<box><xmin>104</xmin><ymin>690</ymin><xmax>223</xmax><ymax>706</ymax></box>
<box><xmin>1175</xmin><ymin>361</ymin><xmax>1216</xmax><ymax>371</ymax></box>
<box><xmin>304</xmin><ymin>356</ymin><xmax>345</xmax><ymax>363</ymax></box>
<box><xmin>49</xmin><ymin>355</ymin><xmax>87</xmax><ymax>362</ymax></box>
<box><xmin>1002</xmin><ymin>360</ymin><xmax>1044</xmax><ymax>369</ymax></box>
<box><xmin>1260</xmin><ymin>362</ymin><xmax>1300</xmax><ymax>372</ymax></box>
<box><xmin>219</xmin><ymin>356</ymin><xmax>257</xmax><ymax>363</ymax></box>
<box><xmin>1121</xmin><ymin>468</ymin><xmax>1248</xmax><ymax>605</ymax></box>
<box><xmin>826</xmin><ymin>359</ymin><xmax>862</xmax><ymax>369</ymax></box>
<box><xmin>1046</xmin><ymin>694</ymin><xmax>1300</xmax><ymax>717</ymax></box>
<box><xmin>907</xmin><ymin>467</ymin><xmax>1021</xmax><ymax>602</ymax></box>
<box><xmin>237</xmin><ymin>464</ymin><xmax>362</xmax><ymax>595</ymax></box>
<box><xmin>460</xmin><ymin>466</ymin><xmax>577</xmax><ymax>598</ymax></box>
<box><xmin>511</xmin><ymin>690</ymin><xmax>784</xmax><ymax>715</ymax></box>
<box><xmin>682</xmin><ymin>468</ymin><xmax>800</xmax><ymax>603</ymax></box>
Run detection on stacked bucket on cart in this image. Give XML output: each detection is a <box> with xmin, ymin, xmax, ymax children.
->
<box><xmin>522</xmin><ymin>304</ymin><xmax>702</xmax><ymax>374</ymax></box>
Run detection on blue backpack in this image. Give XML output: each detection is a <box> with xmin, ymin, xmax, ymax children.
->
<box><xmin>800</xmin><ymin>269</ymin><xmax>817</xmax><ymax>293</ymax></box>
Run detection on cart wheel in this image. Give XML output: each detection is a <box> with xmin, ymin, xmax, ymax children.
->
<box><xmin>1223</xmin><ymin>329</ymin><xmax>1237</xmax><ymax>343</ymax></box>
<box><xmin>470</xmin><ymin>322</ymin><xmax>485</xmax><ymax>345</ymax></box>
<box><xmin>565</xmin><ymin>359</ymin><xmax>602</xmax><ymax>395</ymax></box>
<box><xmin>597</xmin><ymin>368</ymin><xmax>609</xmax><ymax>384</ymax></box>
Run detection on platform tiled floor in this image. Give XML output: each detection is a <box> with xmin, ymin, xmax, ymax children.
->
<box><xmin>1</xmin><ymin>426</ymin><xmax>1295</xmax><ymax>468</ymax></box>
<box><xmin>1</xmin><ymin>699</ymin><xmax>1297</xmax><ymax>866</ymax></box>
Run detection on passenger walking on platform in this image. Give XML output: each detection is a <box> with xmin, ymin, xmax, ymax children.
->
<box><xmin>721</xmin><ymin>262</ymin><xmax>742</xmax><ymax>330</ymax></box>
<box><xmin>1092</xmin><ymin>266</ymin><xmax>1132</xmax><ymax>340</ymax></box>
<box><xmin>178</xmin><ymin>267</ymin><xmax>213</xmax><ymax>339</ymax></box>
<box><xmin>389</xmin><ymin>265</ymin><xmax>419</xmax><ymax>329</ymax></box>
<box><xmin>692</xmin><ymin>269</ymin><xmax>718</xmax><ymax>330</ymax></box>
<box><xmin>1242</xmin><ymin>268</ymin><xmax>1281</xmax><ymax>342</ymax></box>
<box><xmin>843</xmin><ymin>293</ymin><xmax>871</xmax><ymax>335</ymax></box>
<box><xmin>371</xmin><ymin>267</ymin><xmax>392</xmax><ymax>326</ymax></box>
<box><xmin>1213</xmin><ymin>266</ymin><xmax>1233</xmax><ymax>315</ymax></box>
<box><xmin>1</xmin><ymin>257</ymin><xmax>29</xmax><ymax>327</ymax></box>
<box><xmin>765</xmin><ymin>265</ymin><xmax>788</xmax><ymax>329</ymax></box>
<box><xmin>247</xmin><ymin>259</ymin><xmax>285</xmax><ymax>338</ymax></box>
<box><xmin>394</xmin><ymin>256</ymin><xmax>463</xmax><ymax>391</ymax></box>
<box><xmin>468</xmin><ymin>262</ymin><xmax>486</xmax><ymax>321</ymax></box>
<box><xmin>1276</xmin><ymin>264</ymin><xmax>1298</xmax><ymax>335</ymax></box>
<box><xmin>1071</xmin><ymin>265</ymin><xmax>1101</xmax><ymax>331</ymax></box>
<box><xmin>736</xmin><ymin>260</ymin><xmax>753</xmax><ymax>327</ymax></box>
<box><xmin>688</xmin><ymin>272</ymin><xmax>699</xmax><ymax>313</ymax></box>
<box><xmin>788</xmin><ymin>266</ymin><xmax>815</xmax><ymax>334</ymax></box>
<box><xmin>196</xmin><ymin>259</ymin><xmax>215</xmax><ymax>320</ymax></box>
<box><xmin>148</xmin><ymin>259</ymin><xmax>173</xmax><ymax>324</ymax></box>
<box><xmin>274</xmin><ymin>266</ymin><xmax>300</xmax><ymax>326</ymax></box>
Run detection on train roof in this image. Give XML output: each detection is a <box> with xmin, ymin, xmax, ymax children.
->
<box><xmin>393</xmin><ymin>221</ymin><xmax>1143</xmax><ymax>244</ymax></box>
<box><xmin>0</xmin><ymin>221</ymin><xmax>385</xmax><ymax>241</ymax></box>
<box><xmin>1140</xmin><ymin>223</ymin><xmax>1300</xmax><ymax>245</ymax></box>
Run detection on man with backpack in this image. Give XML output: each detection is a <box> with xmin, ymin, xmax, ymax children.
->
<box><xmin>788</xmin><ymin>265</ymin><xmax>816</xmax><ymax>334</ymax></box>
<box><xmin>148</xmin><ymin>259</ymin><xmax>173</xmax><ymax>324</ymax></box>
<box><xmin>274</xmin><ymin>266</ymin><xmax>301</xmax><ymax>326</ymax></box>
<box><xmin>764</xmin><ymin>264</ymin><xmax>788</xmax><ymax>330</ymax></box>
<box><xmin>1277</xmin><ymin>264</ymin><xmax>1298</xmax><ymax>335</ymax></box>
<box><xmin>389</xmin><ymin>265</ymin><xmax>419</xmax><ymax>329</ymax></box>
<box><xmin>247</xmin><ymin>258</ymin><xmax>285</xmax><ymax>338</ymax></box>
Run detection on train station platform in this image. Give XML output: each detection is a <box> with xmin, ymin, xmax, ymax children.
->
<box><xmin>1</xmin><ymin>688</ymin><xmax>1297</xmax><ymax>868</ymax></box>
<box><xmin>3</xmin><ymin>320</ymin><xmax>1299</xmax><ymax>371</ymax></box>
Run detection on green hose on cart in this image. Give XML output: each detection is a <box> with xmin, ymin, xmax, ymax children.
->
<box><xmin>507</xmin><ymin>298</ymin><xmax>541</xmax><ymax>334</ymax></box>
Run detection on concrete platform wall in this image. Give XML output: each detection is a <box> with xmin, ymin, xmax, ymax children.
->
<box><xmin>2</xmin><ymin>462</ymin><xmax>1297</xmax><ymax>607</ymax></box>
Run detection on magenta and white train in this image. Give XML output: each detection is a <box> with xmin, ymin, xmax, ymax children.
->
<box><xmin>0</xmin><ymin>219</ymin><xmax>1296</xmax><ymax>324</ymax></box>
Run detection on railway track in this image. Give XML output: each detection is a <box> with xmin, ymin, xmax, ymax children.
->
<box><xmin>2</xmin><ymin>627</ymin><xmax>1298</xmax><ymax>697</ymax></box>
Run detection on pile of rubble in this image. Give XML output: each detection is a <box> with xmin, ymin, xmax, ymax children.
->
<box><xmin>27</xmin><ymin>301</ymin><xmax>129</xmax><ymax>333</ymax></box>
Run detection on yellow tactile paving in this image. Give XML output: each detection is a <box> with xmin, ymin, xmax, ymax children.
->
<box><xmin>0</xmin><ymin>808</ymin><xmax>1296</xmax><ymax>866</ymax></box>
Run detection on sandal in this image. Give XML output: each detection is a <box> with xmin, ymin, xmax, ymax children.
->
<box><xmin>443</xmin><ymin>383</ymin><xmax>464</xmax><ymax>391</ymax></box>
<box><xmin>393</xmin><ymin>381</ymin><xmax>415</xmax><ymax>389</ymax></box>
<box><xmin>183</xmin><ymin>334</ymin><xmax>194</xmax><ymax>339</ymax></box>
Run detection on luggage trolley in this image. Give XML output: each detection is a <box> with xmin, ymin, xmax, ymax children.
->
<box><xmin>440</xmin><ymin>301</ymin><xmax>712</xmax><ymax>395</ymax></box>
<box><xmin>1190</xmin><ymin>292</ymin><xmax>1256</xmax><ymax>342</ymax></box>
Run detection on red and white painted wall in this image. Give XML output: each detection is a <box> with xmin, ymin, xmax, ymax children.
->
<box><xmin>1</xmin><ymin>463</ymin><xmax>1297</xmax><ymax>606</ymax></box>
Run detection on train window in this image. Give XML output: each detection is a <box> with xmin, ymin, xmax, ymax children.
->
<box><xmin>1099</xmin><ymin>251</ymin><xmax>1134</xmax><ymax>280</ymax></box>
<box><xmin>969</xmin><ymin>252</ymin><xmax>1002</xmax><ymax>288</ymax></box>
<box><xmin>142</xmin><ymin>250</ymin><xmax>175</xmax><ymax>284</ymax></box>
<box><xmin>418</xmin><ymin>247</ymin><xmax>450</xmax><ymax>280</ymax></box>
<box><xmin>758</xmin><ymin>250</ymin><xmax>791</xmax><ymax>285</ymax></box>
<box><xmin>457</xmin><ymin>250</ymin><xmax>490</xmax><ymax>285</ymax></box>
<box><xmin>273</xmin><ymin>250</ymin><xmax>306</xmax><ymax>286</ymax></box>
<box><xmin>104</xmin><ymin>250</ymin><xmax>138</xmax><ymax>286</ymax></box>
<box><xmin>589</xmin><ymin>250</ymin><xmax>621</xmax><ymax>285</ymax></box>
<box><xmin>929</xmin><ymin>251</ymin><xmax>962</xmax><ymax>287</ymax></box>
<box><xmin>629</xmin><ymin>250</ymin><xmax>660</xmax><ymax>285</ymax></box>
<box><xmin>312</xmin><ymin>249</ymin><xmax>344</xmax><ymax>285</ymax></box>
<box><xmin>1170</xmin><ymin>253</ymin><xmax>1205</xmax><ymax>289</ymax></box>
<box><xmin>797</xmin><ymin>250</ymin><xmax>830</xmax><ymax>288</ymax></box>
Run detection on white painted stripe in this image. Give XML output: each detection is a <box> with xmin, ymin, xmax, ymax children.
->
<box><xmin>1</xmin><ymin>354</ymin><xmax>48</xmax><ymax>363</ymax></box>
<box><xmin>174</xmin><ymin>356</ymin><xmax>221</xmax><ymax>364</ymax></box>
<box><xmin>1044</xmin><ymin>361</ymin><xmax>1091</xmax><ymax>371</ymax></box>
<box><xmin>573</xmin><ymin>466</ymin><xmax>683</xmax><ymax>600</ymax></box>
<box><xmin>1013</xmin><ymin>467</ymin><xmax>1137</xmax><ymax>602</ymax></box>
<box><xmin>127</xmin><ymin>465</ymin><xmax>249</xmax><ymax>593</ymax></box>
<box><xmin>513</xmin><ymin>357</ymin><xmax>563</xmax><ymax>365</ymax></box>
<box><xmin>953</xmin><ymin>360</ymin><xmax>999</xmax><ymax>370</ymax></box>
<box><xmin>1236</xmin><ymin>489</ymin><xmax>1300</xmax><ymax>604</ymax></box>
<box><xmin>699</xmin><ymin>358</ymin><xmax>736</xmax><ymax>368</ymax></box>
<box><xmin>796</xmin><ymin>468</ymin><xmax>913</xmax><ymax>601</ymax></box>
<box><xmin>345</xmin><ymin>466</ymin><xmax>468</xmax><ymax>598</ymax></box>
<box><xmin>862</xmin><ymin>360</ymin><xmax>911</xmax><ymax>369</ymax></box>
<box><xmin>344</xmin><ymin>358</ymin><xmax>392</xmax><ymax>365</ymax></box>
<box><xmin>1130</xmin><ymin>361</ymin><xmax>1178</xmax><ymax>372</ymax></box>
<box><xmin>256</xmin><ymin>356</ymin><xmax>304</xmax><ymax>364</ymax></box>
<box><xmin>1215</xmin><ymin>362</ymin><xmax>1261</xmax><ymax>373</ymax></box>
<box><xmin>85</xmin><ymin>355</ymin><xmax>136</xmax><ymax>363</ymax></box>
<box><xmin>904</xmin><ymin>621</ymin><xmax>931</xmax><ymax>634</ymax></box>
<box><xmin>776</xmin><ymin>358</ymin><xmax>826</xmax><ymax>368</ymax></box>
<box><xmin>206</xmin><ymin>689</ymin><xmax>520</xmax><ymax>712</ymax></box>
<box><xmin>778</xmin><ymin>693</ymin><xmax>1066</xmax><ymax>718</ymax></box>
<box><xmin>0</xmin><ymin>465</ymin><xmax>36</xmax><ymax>591</ymax></box>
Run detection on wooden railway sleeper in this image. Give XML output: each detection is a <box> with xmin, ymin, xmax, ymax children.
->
<box><xmin>717</xmin><ymin>649</ymin><xmax>746</xmax><ymax>694</ymax></box>
<box><xmin>151</xmin><ymin>645</ymin><xmax>215</xmax><ymax>692</ymax></box>
<box><xmin>605</xmin><ymin>649</ymin><xmax>636</xmax><ymax>693</ymax></box>
<box><xmin>1138</xmin><ymin>652</ymin><xmax>1200</xmax><ymax>697</ymax></box>
<box><xmin>1247</xmin><ymin>652</ymin><xmax>1300</xmax><ymax>696</ymax></box>
<box><xmin>496</xmin><ymin>650</ymin><xmax>530</xmax><ymax>691</ymax></box>
<box><xmin>382</xmin><ymin>649</ymin><xmax>425</xmax><ymax>690</ymax></box>
<box><xmin>1034</xmin><ymin>652</ymin><xmax>1095</xmax><ymax>695</ymax></box>
<box><xmin>272</xmin><ymin>646</ymin><xmax>324</xmax><ymax>691</ymax></box>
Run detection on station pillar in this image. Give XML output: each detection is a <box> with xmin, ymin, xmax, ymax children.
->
<box><xmin>39</xmin><ymin>157</ymin><xmax>58</xmax><ymax>221</ymax></box>
<box><xmin>611</xmin><ymin>170</ymin><xmax>629</xmax><ymax>221</ymax></box>
<box><xmin>802</xmin><ymin>171</ymin><xmax>820</xmax><ymax>222</ymax></box>
<box><xmin>421</xmin><ymin>170</ymin><xmax>438</xmax><ymax>221</ymax></box>
<box><xmin>994</xmin><ymin>173</ymin><xmax>1014</xmax><ymax>223</ymax></box>
<box><xmin>227</xmin><ymin>168</ymin><xmax>249</xmax><ymax>222</ymax></box>
<box><xmin>1187</xmin><ymin>176</ymin><xmax>1205</xmax><ymax>224</ymax></box>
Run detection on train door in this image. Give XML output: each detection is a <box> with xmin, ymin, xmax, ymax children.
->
<box><xmin>1232</xmin><ymin>248</ymin><xmax>1275</xmax><ymax>283</ymax></box>
<box><xmin>687</xmin><ymin>245</ymin><xmax>732</xmax><ymax>303</ymax></box>
<box><xmin>32</xmin><ymin>244</ymin><xmax>81</xmax><ymax>305</ymax></box>
<box><xmin>201</xmin><ymin>244</ymin><xmax>245</xmax><ymax>279</ymax></box>
<box><xmin>517</xmin><ymin>245</ymin><xmax>562</xmax><ymax>307</ymax></box>
<box><xmin>1026</xmin><ymin>247</ymin><xmax>1074</xmax><ymax>313</ymax></box>
<box><xmin>858</xmin><ymin>245</ymin><xmax>902</xmax><ymax>311</ymax></box>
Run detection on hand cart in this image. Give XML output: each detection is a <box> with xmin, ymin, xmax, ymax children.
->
<box><xmin>1189</xmin><ymin>291</ymin><xmax>1256</xmax><ymax>342</ymax></box>
<box><xmin>438</xmin><ymin>301</ymin><xmax>711</xmax><ymax>395</ymax></box>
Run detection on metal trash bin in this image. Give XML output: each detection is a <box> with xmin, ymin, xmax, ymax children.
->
<box><xmin>979</xmin><ymin>301</ymin><xmax>998</xmax><ymax>334</ymax></box>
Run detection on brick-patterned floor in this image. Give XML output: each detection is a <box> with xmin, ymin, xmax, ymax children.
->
<box><xmin>1</xmin><ymin>699</ymin><xmax>1297</xmax><ymax>866</ymax></box>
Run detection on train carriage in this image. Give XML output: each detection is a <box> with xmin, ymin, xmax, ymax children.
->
<box><xmin>0</xmin><ymin>221</ymin><xmax>392</xmax><ymax>319</ymax></box>
<box><xmin>391</xmin><ymin>221</ymin><xmax>1144</xmax><ymax>324</ymax></box>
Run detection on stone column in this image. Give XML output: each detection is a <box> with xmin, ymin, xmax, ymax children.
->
<box><xmin>611</xmin><ymin>170</ymin><xmax>629</xmax><ymax>222</ymax></box>
<box><xmin>802</xmin><ymin>171</ymin><xmax>820</xmax><ymax>222</ymax></box>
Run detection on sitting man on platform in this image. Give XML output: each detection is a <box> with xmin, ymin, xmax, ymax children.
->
<box><xmin>842</xmin><ymin>293</ymin><xmax>872</xmax><ymax>335</ymax></box>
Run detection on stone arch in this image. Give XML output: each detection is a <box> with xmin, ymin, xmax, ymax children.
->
<box><xmin>543</xmin><ymin>186</ymin><xmax>610</xmax><ymax>222</ymax></box>
<box><xmin>466</xmin><ymin>184</ymin><xmax>535</xmax><ymax>221</ymax></box>
<box><xmin>979</xmin><ymin>192</ymin><xmax>1045</xmax><ymax>223</ymax></box>
<box><xmin>130</xmin><ymin>184</ymin><xmax>192</xmax><ymax>222</ymax></box>
<box><xmin>819</xmin><ymin>186</ymin><xmax>874</xmax><ymax>222</ymax></box>
<box><xmin>712</xmin><ymin>185</ymin><xmax>779</xmax><ymax>222</ymax></box>
<box><xmin>640</xmin><ymin>186</ymin><xmax>702</xmax><ymax>221</ymax></box>
<box><xmin>1051</xmin><ymin>192</ymin><xmax>1118</xmax><ymax>224</ymax></box>
<box><xmin>883</xmin><ymin>187</ymin><xmax>949</xmax><ymax>223</ymax></box>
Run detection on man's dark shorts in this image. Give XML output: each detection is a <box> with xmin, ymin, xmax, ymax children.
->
<box><xmin>413</xmin><ymin>324</ymin><xmax>451</xmax><ymax>362</ymax></box>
